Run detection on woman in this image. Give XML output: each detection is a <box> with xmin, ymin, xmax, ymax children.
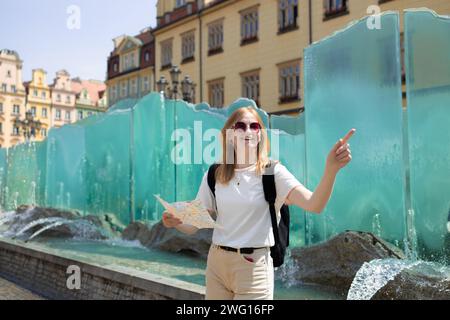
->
<box><xmin>162</xmin><ymin>107</ymin><xmax>355</xmax><ymax>300</ymax></box>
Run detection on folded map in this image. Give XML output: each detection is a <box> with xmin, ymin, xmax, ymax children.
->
<box><xmin>154</xmin><ymin>194</ymin><xmax>222</xmax><ymax>229</ymax></box>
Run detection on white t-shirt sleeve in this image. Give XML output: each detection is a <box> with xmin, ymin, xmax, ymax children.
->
<box><xmin>195</xmin><ymin>172</ymin><xmax>217</xmax><ymax>214</ymax></box>
<box><xmin>274</xmin><ymin>163</ymin><xmax>303</xmax><ymax>211</ymax></box>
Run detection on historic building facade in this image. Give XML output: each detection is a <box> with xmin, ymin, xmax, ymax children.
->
<box><xmin>72</xmin><ymin>78</ymin><xmax>107</xmax><ymax>121</ymax></box>
<box><xmin>0</xmin><ymin>49</ymin><xmax>27</xmax><ymax>148</ymax></box>
<box><xmin>49</xmin><ymin>70</ymin><xmax>77</xmax><ymax>129</ymax></box>
<box><xmin>154</xmin><ymin>0</ymin><xmax>450</xmax><ymax>115</ymax></box>
<box><xmin>106</xmin><ymin>27</ymin><xmax>155</xmax><ymax>107</ymax></box>
<box><xmin>24</xmin><ymin>69</ymin><xmax>52</xmax><ymax>141</ymax></box>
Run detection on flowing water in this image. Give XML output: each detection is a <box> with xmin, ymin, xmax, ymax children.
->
<box><xmin>347</xmin><ymin>259</ymin><xmax>450</xmax><ymax>300</ymax></box>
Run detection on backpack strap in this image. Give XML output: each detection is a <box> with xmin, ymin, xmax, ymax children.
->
<box><xmin>262</xmin><ymin>160</ymin><xmax>280</xmax><ymax>245</ymax></box>
<box><xmin>207</xmin><ymin>163</ymin><xmax>220</xmax><ymax>197</ymax></box>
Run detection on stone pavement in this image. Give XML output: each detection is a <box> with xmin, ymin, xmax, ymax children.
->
<box><xmin>0</xmin><ymin>276</ymin><xmax>44</xmax><ymax>300</ymax></box>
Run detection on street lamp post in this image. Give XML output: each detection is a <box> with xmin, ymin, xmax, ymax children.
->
<box><xmin>14</xmin><ymin>111</ymin><xmax>42</xmax><ymax>142</ymax></box>
<box><xmin>157</xmin><ymin>66</ymin><xmax>196</xmax><ymax>103</ymax></box>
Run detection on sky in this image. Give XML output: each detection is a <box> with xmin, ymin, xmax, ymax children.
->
<box><xmin>0</xmin><ymin>0</ymin><xmax>157</xmax><ymax>83</ymax></box>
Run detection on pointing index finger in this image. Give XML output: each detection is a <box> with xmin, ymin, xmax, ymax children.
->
<box><xmin>342</xmin><ymin>129</ymin><xmax>356</xmax><ymax>144</ymax></box>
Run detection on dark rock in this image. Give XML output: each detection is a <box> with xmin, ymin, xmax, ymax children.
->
<box><xmin>122</xmin><ymin>221</ymin><xmax>212</xmax><ymax>258</ymax></box>
<box><xmin>16</xmin><ymin>204</ymin><xmax>80</xmax><ymax>220</ymax></box>
<box><xmin>289</xmin><ymin>231</ymin><xmax>405</xmax><ymax>293</ymax></box>
<box><xmin>373</xmin><ymin>268</ymin><xmax>450</xmax><ymax>300</ymax></box>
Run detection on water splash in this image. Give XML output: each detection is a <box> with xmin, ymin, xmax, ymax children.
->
<box><xmin>347</xmin><ymin>258</ymin><xmax>420</xmax><ymax>300</ymax></box>
<box><xmin>12</xmin><ymin>191</ymin><xmax>19</xmax><ymax>211</ymax></box>
<box><xmin>372</xmin><ymin>212</ymin><xmax>382</xmax><ymax>238</ymax></box>
<box><xmin>30</xmin><ymin>181</ymin><xmax>36</xmax><ymax>205</ymax></box>
<box><xmin>404</xmin><ymin>209</ymin><xmax>418</xmax><ymax>260</ymax></box>
<box><xmin>5</xmin><ymin>214</ymin><xmax>111</xmax><ymax>241</ymax></box>
<box><xmin>0</xmin><ymin>211</ymin><xmax>17</xmax><ymax>227</ymax></box>
<box><xmin>12</xmin><ymin>217</ymin><xmax>71</xmax><ymax>238</ymax></box>
<box><xmin>26</xmin><ymin>220</ymin><xmax>75</xmax><ymax>242</ymax></box>
<box><xmin>275</xmin><ymin>249</ymin><xmax>300</xmax><ymax>288</ymax></box>
<box><xmin>141</xmin><ymin>199</ymin><xmax>149</xmax><ymax>221</ymax></box>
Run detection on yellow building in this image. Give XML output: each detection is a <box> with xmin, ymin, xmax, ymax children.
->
<box><xmin>49</xmin><ymin>70</ymin><xmax>78</xmax><ymax>129</ymax></box>
<box><xmin>0</xmin><ymin>49</ymin><xmax>27</xmax><ymax>148</ymax></box>
<box><xmin>106</xmin><ymin>28</ymin><xmax>155</xmax><ymax>107</ymax></box>
<box><xmin>154</xmin><ymin>0</ymin><xmax>450</xmax><ymax>115</ymax></box>
<box><xmin>24</xmin><ymin>69</ymin><xmax>52</xmax><ymax>141</ymax></box>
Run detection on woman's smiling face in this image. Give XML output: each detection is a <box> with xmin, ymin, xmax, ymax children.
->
<box><xmin>232</xmin><ymin>112</ymin><xmax>261</xmax><ymax>150</ymax></box>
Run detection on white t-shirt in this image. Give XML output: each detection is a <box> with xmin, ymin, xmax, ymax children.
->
<box><xmin>195</xmin><ymin>161</ymin><xmax>303</xmax><ymax>248</ymax></box>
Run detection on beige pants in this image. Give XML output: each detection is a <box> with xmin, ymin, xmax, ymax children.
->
<box><xmin>205</xmin><ymin>244</ymin><xmax>274</xmax><ymax>300</ymax></box>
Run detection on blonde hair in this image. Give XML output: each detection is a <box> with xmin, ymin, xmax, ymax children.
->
<box><xmin>216</xmin><ymin>107</ymin><xmax>270</xmax><ymax>184</ymax></box>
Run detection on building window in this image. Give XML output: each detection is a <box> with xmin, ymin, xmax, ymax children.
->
<box><xmin>208</xmin><ymin>20</ymin><xmax>224</xmax><ymax>55</ymax></box>
<box><xmin>175</xmin><ymin>0</ymin><xmax>186</xmax><ymax>8</ymax></box>
<box><xmin>0</xmin><ymin>123</ymin><xmax>2</xmax><ymax>134</ymax></box>
<box><xmin>42</xmin><ymin>91</ymin><xmax>46</xmax><ymax>99</ymax></box>
<box><xmin>279</xmin><ymin>0</ymin><xmax>298</xmax><ymax>32</ymax></box>
<box><xmin>123</xmin><ymin>52</ymin><xmax>137</xmax><ymax>70</ymax></box>
<box><xmin>130</xmin><ymin>79</ymin><xmax>137</xmax><ymax>96</ymax></box>
<box><xmin>241</xmin><ymin>71</ymin><xmax>260</xmax><ymax>106</ymax></box>
<box><xmin>208</xmin><ymin>79</ymin><xmax>225</xmax><ymax>108</ymax></box>
<box><xmin>78</xmin><ymin>110</ymin><xmax>83</xmax><ymax>120</ymax></box>
<box><xmin>11</xmin><ymin>85</ymin><xmax>16</xmax><ymax>93</ymax></box>
<box><xmin>113</xmin><ymin>63</ymin><xmax>118</xmax><ymax>72</ymax></box>
<box><xmin>121</xmin><ymin>81</ymin><xmax>127</xmax><ymax>97</ymax></box>
<box><xmin>131</xmin><ymin>53</ymin><xmax>136</xmax><ymax>68</ymax></box>
<box><xmin>66</xmin><ymin>95</ymin><xmax>71</xmax><ymax>104</ymax></box>
<box><xmin>13</xmin><ymin>105</ymin><xmax>20</xmax><ymax>115</ymax></box>
<box><xmin>161</xmin><ymin>39</ymin><xmax>173</xmax><ymax>69</ymax></box>
<box><xmin>41</xmin><ymin>128</ymin><xmax>47</xmax><ymax>137</ymax></box>
<box><xmin>279</xmin><ymin>61</ymin><xmax>300</xmax><ymax>103</ymax></box>
<box><xmin>143</xmin><ymin>76</ymin><xmax>150</xmax><ymax>92</ymax></box>
<box><xmin>31</xmin><ymin>106</ymin><xmax>36</xmax><ymax>117</ymax></box>
<box><xmin>13</xmin><ymin>126</ymin><xmax>19</xmax><ymax>136</ymax></box>
<box><xmin>145</xmin><ymin>51</ymin><xmax>150</xmax><ymax>62</ymax></box>
<box><xmin>55</xmin><ymin>109</ymin><xmax>61</xmax><ymax>120</ymax></box>
<box><xmin>241</xmin><ymin>7</ymin><xmax>259</xmax><ymax>44</ymax></box>
<box><xmin>57</xmin><ymin>94</ymin><xmax>61</xmax><ymax>102</ymax></box>
<box><xmin>33</xmin><ymin>89</ymin><xmax>38</xmax><ymax>96</ymax></box>
<box><xmin>324</xmin><ymin>0</ymin><xmax>348</xmax><ymax>19</ymax></box>
<box><xmin>111</xmin><ymin>85</ymin><xmax>117</xmax><ymax>100</ymax></box>
<box><xmin>123</xmin><ymin>54</ymin><xmax>129</xmax><ymax>71</ymax></box>
<box><xmin>0</xmin><ymin>102</ymin><xmax>3</xmax><ymax>113</ymax></box>
<box><xmin>65</xmin><ymin>111</ymin><xmax>71</xmax><ymax>121</ymax></box>
<box><xmin>6</xmin><ymin>70</ymin><xmax>11</xmax><ymax>78</ymax></box>
<box><xmin>181</xmin><ymin>31</ymin><xmax>195</xmax><ymax>62</ymax></box>
<box><xmin>42</xmin><ymin>108</ymin><xmax>47</xmax><ymax>118</ymax></box>
<box><xmin>1</xmin><ymin>84</ymin><xmax>6</xmax><ymax>92</ymax></box>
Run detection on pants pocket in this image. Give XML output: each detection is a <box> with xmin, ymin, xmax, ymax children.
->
<box><xmin>238</xmin><ymin>249</ymin><xmax>267</xmax><ymax>266</ymax></box>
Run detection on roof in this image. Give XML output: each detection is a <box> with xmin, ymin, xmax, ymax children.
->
<box><xmin>135</xmin><ymin>29</ymin><xmax>154</xmax><ymax>44</ymax></box>
<box><xmin>71</xmin><ymin>79</ymin><xmax>106</xmax><ymax>105</ymax></box>
<box><xmin>110</xmin><ymin>28</ymin><xmax>154</xmax><ymax>56</ymax></box>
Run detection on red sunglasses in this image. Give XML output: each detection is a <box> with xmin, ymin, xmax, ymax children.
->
<box><xmin>233</xmin><ymin>121</ymin><xmax>261</xmax><ymax>132</ymax></box>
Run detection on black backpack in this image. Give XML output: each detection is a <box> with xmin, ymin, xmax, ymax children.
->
<box><xmin>207</xmin><ymin>160</ymin><xmax>290</xmax><ymax>268</ymax></box>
